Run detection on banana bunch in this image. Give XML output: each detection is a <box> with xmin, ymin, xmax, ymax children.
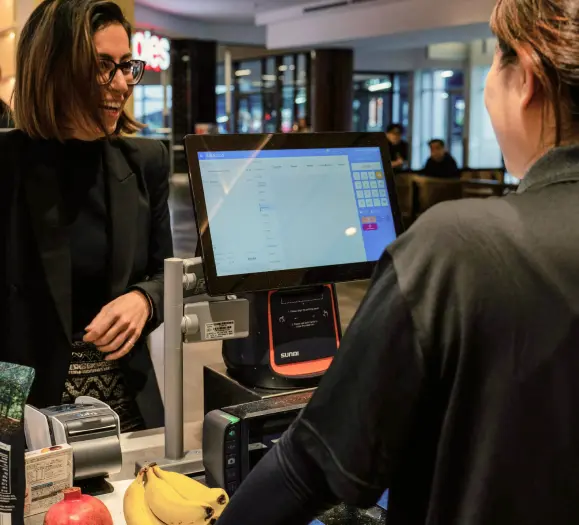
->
<box><xmin>123</xmin><ymin>464</ymin><xmax>229</xmax><ymax>525</ymax></box>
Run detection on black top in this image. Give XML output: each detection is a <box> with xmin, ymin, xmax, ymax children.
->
<box><xmin>59</xmin><ymin>140</ymin><xmax>110</xmax><ymax>336</ymax></box>
<box><xmin>1</xmin><ymin>130</ymin><xmax>172</xmax><ymax>427</ymax></box>
<box><xmin>218</xmin><ymin>145</ymin><xmax>579</xmax><ymax>525</ymax></box>
<box><xmin>0</xmin><ymin>99</ymin><xmax>13</xmax><ymax>128</ymax></box>
<box><xmin>422</xmin><ymin>152</ymin><xmax>459</xmax><ymax>178</ymax></box>
<box><xmin>388</xmin><ymin>139</ymin><xmax>408</xmax><ymax>171</ymax></box>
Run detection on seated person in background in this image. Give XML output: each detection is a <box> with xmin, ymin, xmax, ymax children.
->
<box><xmin>422</xmin><ymin>139</ymin><xmax>459</xmax><ymax>178</ymax></box>
<box><xmin>386</xmin><ymin>123</ymin><xmax>409</xmax><ymax>172</ymax></box>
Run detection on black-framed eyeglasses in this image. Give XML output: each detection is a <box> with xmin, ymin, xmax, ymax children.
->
<box><xmin>98</xmin><ymin>59</ymin><xmax>146</xmax><ymax>86</ymax></box>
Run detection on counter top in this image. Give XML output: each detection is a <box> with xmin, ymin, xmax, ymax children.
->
<box><xmin>24</xmin><ymin>421</ymin><xmax>204</xmax><ymax>524</ymax></box>
<box><xmin>24</xmin><ymin>479</ymin><xmax>131</xmax><ymax>525</ymax></box>
<box><xmin>23</xmin><ymin>419</ymin><xmax>387</xmax><ymax>525</ymax></box>
<box><xmin>96</xmin><ymin>479</ymin><xmax>133</xmax><ymax>524</ymax></box>
<box><xmin>112</xmin><ymin>420</ymin><xmax>203</xmax><ymax>482</ymax></box>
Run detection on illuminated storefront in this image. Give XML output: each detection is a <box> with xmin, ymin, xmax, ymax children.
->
<box><xmin>216</xmin><ymin>52</ymin><xmax>311</xmax><ymax>134</ymax></box>
<box><xmin>411</xmin><ymin>69</ymin><xmax>465</xmax><ymax>169</ymax></box>
<box><xmin>132</xmin><ymin>30</ymin><xmax>172</xmax><ymax>139</ymax></box>
<box><xmin>352</xmin><ymin>73</ymin><xmax>411</xmax><ymax>134</ymax></box>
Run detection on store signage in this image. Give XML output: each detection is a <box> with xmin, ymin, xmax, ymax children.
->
<box><xmin>132</xmin><ymin>31</ymin><xmax>171</xmax><ymax>72</ymax></box>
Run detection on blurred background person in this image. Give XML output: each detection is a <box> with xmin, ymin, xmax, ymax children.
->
<box><xmin>422</xmin><ymin>139</ymin><xmax>460</xmax><ymax>178</ymax></box>
<box><xmin>0</xmin><ymin>0</ymin><xmax>173</xmax><ymax>432</ymax></box>
<box><xmin>386</xmin><ymin>123</ymin><xmax>409</xmax><ymax>172</ymax></box>
<box><xmin>292</xmin><ymin>118</ymin><xmax>310</xmax><ymax>133</ymax></box>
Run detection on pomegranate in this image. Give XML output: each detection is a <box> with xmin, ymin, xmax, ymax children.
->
<box><xmin>43</xmin><ymin>487</ymin><xmax>113</xmax><ymax>525</ymax></box>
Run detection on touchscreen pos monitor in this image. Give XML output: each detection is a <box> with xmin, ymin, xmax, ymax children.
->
<box><xmin>185</xmin><ymin>132</ymin><xmax>403</xmax><ymax>296</ymax></box>
<box><xmin>185</xmin><ymin>133</ymin><xmax>402</xmax><ymax>389</ymax></box>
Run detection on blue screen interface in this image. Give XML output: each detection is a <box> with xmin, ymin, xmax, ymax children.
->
<box><xmin>198</xmin><ymin>148</ymin><xmax>397</xmax><ymax>277</ymax></box>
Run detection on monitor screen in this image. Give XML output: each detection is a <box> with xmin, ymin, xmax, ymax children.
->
<box><xmin>186</xmin><ymin>133</ymin><xmax>403</xmax><ymax>295</ymax></box>
<box><xmin>198</xmin><ymin>148</ymin><xmax>396</xmax><ymax>277</ymax></box>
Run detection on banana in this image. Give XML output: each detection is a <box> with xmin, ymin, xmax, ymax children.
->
<box><xmin>152</xmin><ymin>466</ymin><xmax>229</xmax><ymax>516</ymax></box>
<box><xmin>144</xmin><ymin>466</ymin><xmax>215</xmax><ymax>525</ymax></box>
<box><xmin>204</xmin><ymin>487</ymin><xmax>229</xmax><ymax>518</ymax></box>
<box><xmin>123</xmin><ymin>469</ymin><xmax>166</xmax><ymax>525</ymax></box>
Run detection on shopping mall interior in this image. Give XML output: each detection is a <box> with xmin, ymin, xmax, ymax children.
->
<box><xmin>0</xmin><ymin>1</ymin><xmax>522</xmax><ymax>522</ymax></box>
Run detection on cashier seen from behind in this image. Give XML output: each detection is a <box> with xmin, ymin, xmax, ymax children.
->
<box><xmin>0</xmin><ymin>0</ymin><xmax>172</xmax><ymax>433</ymax></box>
<box><xmin>218</xmin><ymin>0</ymin><xmax>579</xmax><ymax>523</ymax></box>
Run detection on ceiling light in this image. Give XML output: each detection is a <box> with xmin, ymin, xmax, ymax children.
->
<box><xmin>278</xmin><ymin>65</ymin><xmax>288</xmax><ymax>72</ymax></box>
<box><xmin>235</xmin><ymin>69</ymin><xmax>251</xmax><ymax>77</ymax></box>
<box><xmin>368</xmin><ymin>82</ymin><xmax>392</xmax><ymax>92</ymax></box>
<box><xmin>440</xmin><ymin>70</ymin><xmax>454</xmax><ymax>78</ymax></box>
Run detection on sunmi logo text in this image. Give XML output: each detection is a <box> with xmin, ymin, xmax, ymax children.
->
<box><xmin>281</xmin><ymin>351</ymin><xmax>300</xmax><ymax>359</ymax></box>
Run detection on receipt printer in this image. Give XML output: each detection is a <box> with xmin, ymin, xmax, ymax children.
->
<box><xmin>24</xmin><ymin>396</ymin><xmax>122</xmax><ymax>481</ymax></box>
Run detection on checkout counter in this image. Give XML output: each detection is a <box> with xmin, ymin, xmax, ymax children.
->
<box><xmin>23</xmin><ymin>131</ymin><xmax>402</xmax><ymax>524</ymax></box>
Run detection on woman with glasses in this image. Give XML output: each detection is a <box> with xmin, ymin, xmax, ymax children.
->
<box><xmin>0</xmin><ymin>0</ymin><xmax>172</xmax><ymax>432</ymax></box>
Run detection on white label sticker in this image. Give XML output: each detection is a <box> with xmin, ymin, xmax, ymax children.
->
<box><xmin>0</xmin><ymin>443</ymin><xmax>11</xmax><ymax>499</ymax></box>
<box><xmin>0</xmin><ymin>513</ymin><xmax>11</xmax><ymax>525</ymax></box>
<box><xmin>205</xmin><ymin>321</ymin><xmax>235</xmax><ymax>340</ymax></box>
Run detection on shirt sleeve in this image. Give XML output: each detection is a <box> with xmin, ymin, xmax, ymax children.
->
<box><xmin>216</xmin><ymin>202</ymin><xmax>483</xmax><ymax>523</ymax></box>
<box><xmin>216</xmin><ymin>426</ymin><xmax>337</xmax><ymax>525</ymax></box>
<box><xmin>290</xmin><ymin>249</ymin><xmax>428</xmax><ymax>508</ymax></box>
<box><xmin>450</xmin><ymin>156</ymin><xmax>460</xmax><ymax>177</ymax></box>
<box><xmin>127</xmin><ymin>140</ymin><xmax>174</xmax><ymax>332</ymax></box>
<box><xmin>290</xmin><ymin>199</ymin><xmax>499</xmax><ymax>510</ymax></box>
<box><xmin>216</xmin><ymin>250</ymin><xmax>427</xmax><ymax>524</ymax></box>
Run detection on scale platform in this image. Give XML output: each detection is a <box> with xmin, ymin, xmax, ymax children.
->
<box><xmin>203</xmin><ymin>362</ymin><xmax>316</xmax><ymax>415</ymax></box>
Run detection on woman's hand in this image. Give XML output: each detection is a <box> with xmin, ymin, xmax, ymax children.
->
<box><xmin>83</xmin><ymin>291</ymin><xmax>151</xmax><ymax>361</ymax></box>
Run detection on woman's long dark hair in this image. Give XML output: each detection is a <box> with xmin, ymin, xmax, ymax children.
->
<box><xmin>13</xmin><ymin>0</ymin><xmax>143</xmax><ymax>141</ymax></box>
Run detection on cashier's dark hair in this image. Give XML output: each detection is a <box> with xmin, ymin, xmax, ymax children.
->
<box><xmin>491</xmin><ymin>0</ymin><xmax>579</xmax><ymax>146</ymax></box>
<box><xmin>13</xmin><ymin>0</ymin><xmax>142</xmax><ymax>141</ymax></box>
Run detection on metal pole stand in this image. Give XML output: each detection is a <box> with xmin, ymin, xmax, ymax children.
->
<box><xmin>135</xmin><ymin>257</ymin><xmax>249</xmax><ymax>476</ymax></box>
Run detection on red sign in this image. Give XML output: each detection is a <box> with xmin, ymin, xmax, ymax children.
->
<box><xmin>132</xmin><ymin>31</ymin><xmax>170</xmax><ymax>72</ymax></box>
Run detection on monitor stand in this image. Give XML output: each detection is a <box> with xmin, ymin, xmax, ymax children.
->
<box><xmin>222</xmin><ymin>284</ymin><xmax>342</xmax><ymax>390</ymax></box>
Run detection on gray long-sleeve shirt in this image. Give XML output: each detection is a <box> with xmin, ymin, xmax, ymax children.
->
<box><xmin>218</xmin><ymin>144</ymin><xmax>579</xmax><ymax>525</ymax></box>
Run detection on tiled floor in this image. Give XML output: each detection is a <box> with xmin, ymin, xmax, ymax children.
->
<box><xmin>148</xmin><ymin>174</ymin><xmax>369</xmax><ymax>425</ymax></box>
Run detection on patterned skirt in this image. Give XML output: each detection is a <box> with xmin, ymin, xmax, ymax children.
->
<box><xmin>61</xmin><ymin>341</ymin><xmax>145</xmax><ymax>433</ymax></box>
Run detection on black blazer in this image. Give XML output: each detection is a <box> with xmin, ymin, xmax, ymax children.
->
<box><xmin>0</xmin><ymin>99</ymin><xmax>13</xmax><ymax>129</ymax></box>
<box><xmin>0</xmin><ymin>130</ymin><xmax>173</xmax><ymax>429</ymax></box>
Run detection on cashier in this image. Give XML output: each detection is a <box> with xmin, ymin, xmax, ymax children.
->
<box><xmin>218</xmin><ymin>1</ymin><xmax>579</xmax><ymax>524</ymax></box>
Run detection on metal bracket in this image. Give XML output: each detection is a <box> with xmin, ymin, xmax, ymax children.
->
<box><xmin>138</xmin><ymin>257</ymin><xmax>249</xmax><ymax>476</ymax></box>
<box><xmin>182</xmin><ymin>299</ymin><xmax>250</xmax><ymax>344</ymax></box>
